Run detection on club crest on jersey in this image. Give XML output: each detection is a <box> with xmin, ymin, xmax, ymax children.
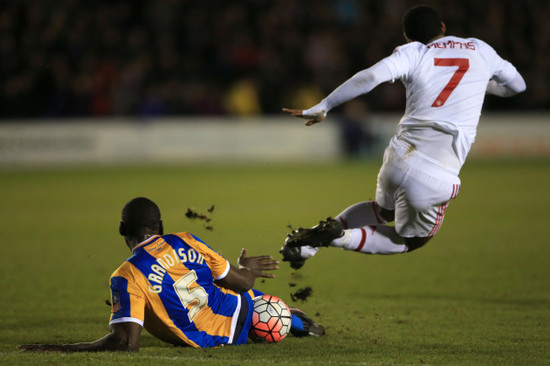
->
<box><xmin>112</xmin><ymin>292</ymin><xmax>121</xmax><ymax>312</ymax></box>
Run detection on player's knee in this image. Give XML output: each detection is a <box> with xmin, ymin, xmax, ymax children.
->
<box><xmin>404</xmin><ymin>236</ymin><xmax>431</xmax><ymax>252</ymax></box>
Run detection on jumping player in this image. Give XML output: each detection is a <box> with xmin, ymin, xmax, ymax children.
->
<box><xmin>280</xmin><ymin>5</ymin><xmax>526</xmax><ymax>269</ymax></box>
<box><xmin>19</xmin><ymin>197</ymin><xmax>324</xmax><ymax>352</ymax></box>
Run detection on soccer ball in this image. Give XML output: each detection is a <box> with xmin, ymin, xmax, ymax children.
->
<box><xmin>250</xmin><ymin>295</ymin><xmax>292</xmax><ymax>343</ymax></box>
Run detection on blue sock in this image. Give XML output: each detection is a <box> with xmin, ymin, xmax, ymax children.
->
<box><xmin>291</xmin><ymin>314</ymin><xmax>304</xmax><ymax>332</ymax></box>
<box><xmin>252</xmin><ymin>291</ymin><xmax>303</xmax><ymax>331</ymax></box>
<box><xmin>251</xmin><ymin>289</ymin><xmax>264</xmax><ymax>298</ymax></box>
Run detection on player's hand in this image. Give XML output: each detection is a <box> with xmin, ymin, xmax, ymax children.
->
<box><xmin>282</xmin><ymin>108</ymin><xmax>326</xmax><ymax>126</ymax></box>
<box><xmin>238</xmin><ymin>248</ymin><xmax>279</xmax><ymax>278</ymax></box>
<box><xmin>18</xmin><ymin>344</ymin><xmax>66</xmax><ymax>352</ymax></box>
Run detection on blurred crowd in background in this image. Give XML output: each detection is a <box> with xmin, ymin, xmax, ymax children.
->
<box><xmin>0</xmin><ymin>0</ymin><xmax>548</xmax><ymax>119</ymax></box>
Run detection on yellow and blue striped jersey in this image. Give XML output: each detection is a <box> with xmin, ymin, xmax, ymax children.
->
<box><xmin>109</xmin><ymin>232</ymin><xmax>254</xmax><ymax>348</ymax></box>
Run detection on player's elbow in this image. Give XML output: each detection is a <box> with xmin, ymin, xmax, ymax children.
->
<box><xmin>234</xmin><ymin>271</ymin><xmax>255</xmax><ymax>292</ymax></box>
<box><xmin>507</xmin><ymin>74</ymin><xmax>527</xmax><ymax>95</ymax></box>
<box><xmin>216</xmin><ymin>269</ymin><xmax>255</xmax><ymax>293</ymax></box>
<box><xmin>351</xmin><ymin>69</ymin><xmax>380</xmax><ymax>90</ymax></box>
<box><xmin>126</xmin><ymin>344</ymin><xmax>140</xmax><ymax>352</ymax></box>
<box><xmin>516</xmin><ymin>78</ymin><xmax>526</xmax><ymax>94</ymax></box>
<box><xmin>108</xmin><ymin>323</ymin><xmax>142</xmax><ymax>352</ymax></box>
<box><xmin>103</xmin><ymin>334</ymin><xmax>139</xmax><ymax>352</ymax></box>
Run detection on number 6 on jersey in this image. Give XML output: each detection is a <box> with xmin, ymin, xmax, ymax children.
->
<box><xmin>432</xmin><ymin>58</ymin><xmax>469</xmax><ymax>107</ymax></box>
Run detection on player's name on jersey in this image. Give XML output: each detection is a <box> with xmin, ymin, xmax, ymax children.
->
<box><xmin>147</xmin><ymin>248</ymin><xmax>205</xmax><ymax>293</ymax></box>
<box><xmin>428</xmin><ymin>40</ymin><xmax>476</xmax><ymax>50</ymax></box>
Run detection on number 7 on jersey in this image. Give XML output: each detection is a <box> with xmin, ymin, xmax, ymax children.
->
<box><xmin>432</xmin><ymin>58</ymin><xmax>469</xmax><ymax>107</ymax></box>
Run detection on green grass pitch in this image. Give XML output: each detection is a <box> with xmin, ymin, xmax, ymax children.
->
<box><xmin>1</xmin><ymin>159</ymin><xmax>549</xmax><ymax>365</ymax></box>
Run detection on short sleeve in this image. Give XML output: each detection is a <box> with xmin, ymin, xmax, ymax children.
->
<box><xmin>109</xmin><ymin>264</ymin><xmax>146</xmax><ymax>326</ymax></box>
<box><xmin>176</xmin><ymin>232</ymin><xmax>231</xmax><ymax>280</ymax></box>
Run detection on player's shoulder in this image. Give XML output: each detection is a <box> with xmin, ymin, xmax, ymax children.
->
<box><xmin>392</xmin><ymin>41</ymin><xmax>426</xmax><ymax>55</ymax></box>
<box><xmin>110</xmin><ymin>260</ymin><xmax>134</xmax><ymax>280</ymax></box>
<box><xmin>385</xmin><ymin>41</ymin><xmax>426</xmax><ymax>68</ymax></box>
<box><xmin>459</xmin><ymin>37</ymin><xmax>500</xmax><ymax>64</ymax></box>
<box><xmin>171</xmin><ymin>231</ymin><xmax>218</xmax><ymax>251</ymax></box>
<box><xmin>465</xmin><ymin>37</ymin><xmax>489</xmax><ymax>46</ymax></box>
<box><xmin>465</xmin><ymin>37</ymin><xmax>496</xmax><ymax>51</ymax></box>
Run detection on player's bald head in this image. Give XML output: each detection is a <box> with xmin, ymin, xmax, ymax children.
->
<box><xmin>120</xmin><ymin>197</ymin><xmax>162</xmax><ymax>237</ymax></box>
<box><xmin>403</xmin><ymin>6</ymin><xmax>444</xmax><ymax>44</ymax></box>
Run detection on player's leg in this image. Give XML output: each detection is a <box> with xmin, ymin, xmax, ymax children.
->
<box><xmin>295</xmin><ymin>166</ymin><xmax>458</xmax><ymax>254</ymax></box>
<box><xmin>281</xmin><ymin>192</ymin><xmax>395</xmax><ymax>265</ymax></box>
<box><xmin>329</xmin><ymin>224</ymin><xmax>431</xmax><ymax>253</ymax></box>
<box><xmin>331</xmin><ymin>171</ymin><xmax>457</xmax><ymax>254</ymax></box>
<box><xmin>344</xmin><ymin>147</ymin><xmax>457</xmax><ymax>253</ymax></box>
<box><xmin>335</xmin><ymin>200</ymin><xmax>390</xmax><ymax>229</ymax></box>
<box><xmin>326</xmin><ymin>149</ymin><xmax>409</xmax><ymax>254</ymax></box>
<box><xmin>329</xmin><ymin>225</ymin><xmax>407</xmax><ymax>253</ymax></box>
<box><xmin>334</xmin><ymin>145</ymin><xmax>400</xmax><ymax>229</ymax></box>
<box><xmin>280</xmin><ymin>149</ymin><xmax>399</xmax><ymax>266</ymax></box>
<box><xmin>283</xmin><ymin>215</ymin><xmax>409</xmax><ymax>255</ymax></box>
<box><xmin>289</xmin><ymin>308</ymin><xmax>325</xmax><ymax>337</ymax></box>
<box><xmin>280</xmin><ymin>140</ymin><xmax>451</xmax><ymax>264</ymax></box>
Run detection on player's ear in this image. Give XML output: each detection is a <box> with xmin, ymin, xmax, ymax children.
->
<box><xmin>441</xmin><ymin>22</ymin><xmax>446</xmax><ymax>35</ymax></box>
<box><xmin>119</xmin><ymin>221</ymin><xmax>126</xmax><ymax>236</ymax></box>
<box><xmin>158</xmin><ymin>220</ymin><xmax>164</xmax><ymax>236</ymax></box>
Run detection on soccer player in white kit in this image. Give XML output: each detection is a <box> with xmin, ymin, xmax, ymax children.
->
<box><xmin>280</xmin><ymin>5</ymin><xmax>526</xmax><ymax>269</ymax></box>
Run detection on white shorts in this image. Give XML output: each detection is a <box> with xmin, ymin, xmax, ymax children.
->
<box><xmin>376</xmin><ymin>137</ymin><xmax>461</xmax><ymax>238</ymax></box>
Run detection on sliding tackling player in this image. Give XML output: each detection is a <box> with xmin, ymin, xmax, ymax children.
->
<box><xmin>19</xmin><ymin>197</ymin><xmax>323</xmax><ymax>351</ymax></box>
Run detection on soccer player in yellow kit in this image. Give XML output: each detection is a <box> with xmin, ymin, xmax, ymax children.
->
<box><xmin>19</xmin><ymin>197</ymin><xmax>323</xmax><ymax>352</ymax></box>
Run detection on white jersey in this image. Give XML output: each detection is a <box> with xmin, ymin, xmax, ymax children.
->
<box><xmin>305</xmin><ymin>35</ymin><xmax>522</xmax><ymax>174</ymax></box>
<box><xmin>380</xmin><ymin>36</ymin><xmax>519</xmax><ymax>173</ymax></box>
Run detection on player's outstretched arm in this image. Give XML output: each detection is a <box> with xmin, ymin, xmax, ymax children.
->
<box><xmin>18</xmin><ymin>322</ymin><xmax>142</xmax><ymax>352</ymax></box>
<box><xmin>282</xmin><ymin>107</ymin><xmax>327</xmax><ymax>126</ymax></box>
<box><xmin>237</xmin><ymin>248</ymin><xmax>279</xmax><ymax>276</ymax></box>
<box><xmin>217</xmin><ymin>248</ymin><xmax>279</xmax><ymax>292</ymax></box>
<box><xmin>283</xmin><ymin>61</ymin><xmax>391</xmax><ymax>126</ymax></box>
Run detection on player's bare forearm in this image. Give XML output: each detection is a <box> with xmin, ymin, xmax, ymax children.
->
<box><xmin>18</xmin><ymin>333</ymin><xmax>138</xmax><ymax>352</ymax></box>
<box><xmin>216</xmin><ymin>266</ymin><xmax>255</xmax><ymax>292</ymax></box>
<box><xmin>19</xmin><ymin>322</ymin><xmax>142</xmax><ymax>352</ymax></box>
<box><xmin>217</xmin><ymin>249</ymin><xmax>279</xmax><ymax>292</ymax></box>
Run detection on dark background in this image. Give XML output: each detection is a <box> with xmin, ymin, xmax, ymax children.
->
<box><xmin>1</xmin><ymin>0</ymin><xmax>548</xmax><ymax>119</ymax></box>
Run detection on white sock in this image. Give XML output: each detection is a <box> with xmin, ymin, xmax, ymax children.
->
<box><xmin>299</xmin><ymin>245</ymin><xmax>320</xmax><ymax>258</ymax></box>
<box><xmin>335</xmin><ymin>201</ymin><xmax>387</xmax><ymax>229</ymax></box>
<box><xmin>330</xmin><ymin>225</ymin><xmax>407</xmax><ymax>254</ymax></box>
<box><xmin>295</xmin><ymin>201</ymin><xmax>386</xmax><ymax>260</ymax></box>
